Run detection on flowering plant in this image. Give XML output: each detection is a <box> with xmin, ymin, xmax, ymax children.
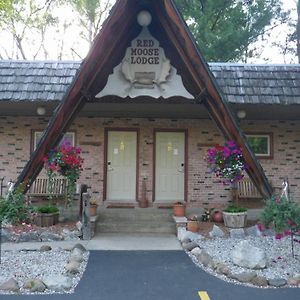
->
<box><xmin>206</xmin><ymin>140</ymin><xmax>246</xmax><ymax>185</ymax></box>
<box><xmin>44</xmin><ymin>142</ymin><xmax>84</xmax><ymax>206</ymax></box>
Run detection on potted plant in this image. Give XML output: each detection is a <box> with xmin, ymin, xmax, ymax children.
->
<box><xmin>187</xmin><ymin>215</ymin><xmax>200</xmax><ymax>232</ymax></box>
<box><xmin>173</xmin><ymin>202</ymin><xmax>186</xmax><ymax>217</ymax></box>
<box><xmin>43</xmin><ymin>141</ymin><xmax>84</xmax><ymax>207</ymax></box>
<box><xmin>34</xmin><ymin>204</ymin><xmax>59</xmax><ymax>227</ymax></box>
<box><xmin>206</xmin><ymin>140</ymin><xmax>247</xmax><ymax>228</ymax></box>
<box><xmin>89</xmin><ymin>197</ymin><xmax>99</xmax><ymax>216</ymax></box>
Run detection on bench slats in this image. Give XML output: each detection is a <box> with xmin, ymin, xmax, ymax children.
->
<box><xmin>27</xmin><ymin>177</ymin><xmax>67</xmax><ymax>197</ymax></box>
<box><xmin>238</xmin><ymin>178</ymin><xmax>261</xmax><ymax>199</ymax></box>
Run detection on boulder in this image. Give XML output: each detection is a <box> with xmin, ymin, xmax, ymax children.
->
<box><xmin>209</xmin><ymin>225</ymin><xmax>225</xmax><ymax>238</ymax></box>
<box><xmin>191</xmin><ymin>247</ymin><xmax>202</xmax><ymax>257</ymax></box>
<box><xmin>232</xmin><ymin>240</ymin><xmax>267</xmax><ymax>269</ymax></box>
<box><xmin>40</xmin><ymin>232</ymin><xmax>62</xmax><ymax>242</ymax></box>
<box><xmin>40</xmin><ymin>245</ymin><xmax>52</xmax><ymax>252</ymax></box>
<box><xmin>268</xmin><ymin>278</ymin><xmax>287</xmax><ymax>287</ymax></box>
<box><xmin>213</xmin><ymin>262</ymin><xmax>230</xmax><ymax>275</ymax></box>
<box><xmin>72</xmin><ymin>243</ymin><xmax>87</xmax><ymax>253</ymax></box>
<box><xmin>245</xmin><ymin>225</ymin><xmax>262</xmax><ymax>237</ymax></box>
<box><xmin>181</xmin><ymin>241</ymin><xmax>198</xmax><ymax>251</ymax></box>
<box><xmin>24</xmin><ymin>279</ymin><xmax>46</xmax><ymax>292</ymax></box>
<box><xmin>287</xmin><ymin>275</ymin><xmax>300</xmax><ymax>286</ymax></box>
<box><xmin>198</xmin><ymin>250</ymin><xmax>213</xmax><ymax>268</ymax></box>
<box><xmin>251</xmin><ymin>276</ymin><xmax>268</xmax><ymax>287</ymax></box>
<box><xmin>230</xmin><ymin>271</ymin><xmax>257</xmax><ymax>283</ymax></box>
<box><xmin>17</xmin><ymin>232</ymin><xmax>40</xmax><ymax>242</ymax></box>
<box><xmin>230</xmin><ymin>229</ymin><xmax>245</xmax><ymax>239</ymax></box>
<box><xmin>0</xmin><ymin>278</ymin><xmax>19</xmax><ymax>292</ymax></box>
<box><xmin>65</xmin><ymin>261</ymin><xmax>81</xmax><ymax>274</ymax></box>
<box><xmin>43</xmin><ymin>275</ymin><xmax>73</xmax><ymax>292</ymax></box>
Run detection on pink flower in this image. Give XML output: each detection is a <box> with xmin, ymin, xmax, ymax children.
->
<box><xmin>275</xmin><ymin>233</ymin><xmax>283</xmax><ymax>240</ymax></box>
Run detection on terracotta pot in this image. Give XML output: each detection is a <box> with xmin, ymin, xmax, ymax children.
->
<box><xmin>211</xmin><ymin>211</ymin><xmax>223</xmax><ymax>223</ymax></box>
<box><xmin>89</xmin><ymin>204</ymin><xmax>98</xmax><ymax>216</ymax></box>
<box><xmin>173</xmin><ymin>203</ymin><xmax>186</xmax><ymax>217</ymax></box>
<box><xmin>187</xmin><ymin>220</ymin><xmax>200</xmax><ymax>232</ymax></box>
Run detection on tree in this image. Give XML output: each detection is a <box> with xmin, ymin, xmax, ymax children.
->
<box><xmin>175</xmin><ymin>0</ymin><xmax>288</xmax><ymax>62</ymax></box>
<box><xmin>0</xmin><ymin>0</ymin><xmax>57</xmax><ymax>59</ymax></box>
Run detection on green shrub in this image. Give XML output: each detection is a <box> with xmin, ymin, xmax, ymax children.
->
<box><xmin>261</xmin><ymin>195</ymin><xmax>300</xmax><ymax>233</ymax></box>
<box><xmin>0</xmin><ymin>185</ymin><xmax>32</xmax><ymax>224</ymax></box>
<box><xmin>224</xmin><ymin>205</ymin><xmax>247</xmax><ymax>213</ymax></box>
<box><xmin>36</xmin><ymin>204</ymin><xmax>59</xmax><ymax>214</ymax></box>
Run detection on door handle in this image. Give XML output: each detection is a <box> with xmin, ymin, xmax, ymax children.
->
<box><xmin>108</xmin><ymin>161</ymin><xmax>114</xmax><ymax>171</ymax></box>
<box><xmin>178</xmin><ymin>163</ymin><xmax>184</xmax><ymax>173</ymax></box>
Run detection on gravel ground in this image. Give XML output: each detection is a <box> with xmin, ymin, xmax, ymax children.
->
<box><xmin>0</xmin><ymin>248</ymin><xmax>89</xmax><ymax>294</ymax></box>
<box><xmin>189</xmin><ymin>235</ymin><xmax>300</xmax><ymax>287</ymax></box>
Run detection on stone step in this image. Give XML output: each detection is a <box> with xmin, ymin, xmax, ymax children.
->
<box><xmin>96</xmin><ymin>222</ymin><xmax>176</xmax><ymax>234</ymax></box>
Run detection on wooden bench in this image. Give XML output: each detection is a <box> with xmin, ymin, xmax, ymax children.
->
<box><xmin>27</xmin><ymin>176</ymin><xmax>67</xmax><ymax>198</ymax></box>
<box><xmin>237</xmin><ymin>178</ymin><xmax>262</xmax><ymax>199</ymax></box>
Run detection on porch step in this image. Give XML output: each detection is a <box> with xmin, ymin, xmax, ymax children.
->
<box><xmin>96</xmin><ymin>208</ymin><xmax>176</xmax><ymax>234</ymax></box>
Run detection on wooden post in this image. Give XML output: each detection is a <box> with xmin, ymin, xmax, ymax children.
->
<box><xmin>82</xmin><ymin>192</ymin><xmax>91</xmax><ymax>240</ymax></box>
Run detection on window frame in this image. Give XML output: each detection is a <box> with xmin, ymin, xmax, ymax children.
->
<box><xmin>31</xmin><ymin>130</ymin><xmax>76</xmax><ymax>152</ymax></box>
<box><xmin>245</xmin><ymin>132</ymin><xmax>273</xmax><ymax>159</ymax></box>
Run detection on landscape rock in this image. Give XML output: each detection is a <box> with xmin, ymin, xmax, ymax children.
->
<box><xmin>251</xmin><ymin>276</ymin><xmax>268</xmax><ymax>287</ymax></box>
<box><xmin>213</xmin><ymin>262</ymin><xmax>230</xmax><ymax>275</ymax></box>
<box><xmin>191</xmin><ymin>247</ymin><xmax>202</xmax><ymax>257</ymax></box>
<box><xmin>17</xmin><ymin>232</ymin><xmax>40</xmax><ymax>243</ymax></box>
<box><xmin>1</xmin><ymin>229</ymin><xmax>12</xmax><ymax>242</ymax></box>
<box><xmin>40</xmin><ymin>232</ymin><xmax>62</xmax><ymax>242</ymax></box>
<box><xmin>0</xmin><ymin>278</ymin><xmax>20</xmax><ymax>292</ymax></box>
<box><xmin>43</xmin><ymin>275</ymin><xmax>73</xmax><ymax>291</ymax></box>
<box><xmin>65</xmin><ymin>261</ymin><xmax>81</xmax><ymax>274</ymax></box>
<box><xmin>209</xmin><ymin>225</ymin><xmax>225</xmax><ymax>238</ymax></box>
<box><xmin>177</xmin><ymin>227</ymin><xmax>201</xmax><ymax>242</ymax></box>
<box><xmin>182</xmin><ymin>241</ymin><xmax>198</xmax><ymax>251</ymax></box>
<box><xmin>198</xmin><ymin>250</ymin><xmax>213</xmax><ymax>268</ymax></box>
<box><xmin>230</xmin><ymin>229</ymin><xmax>246</xmax><ymax>239</ymax></box>
<box><xmin>24</xmin><ymin>279</ymin><xmax>46</xmax><ymax>292</ymax></box>
<box><xmin>268</xmin><ymin>278</ymin><xmax>287</xmax><ymax>287</ymax></box>
<box><xmin>230</xmin><ymin>271</ymin><xmax>257</xmax><ymax>283</ymax></box>
<box><xmin>287</xmin><ymin>275</ymin><xmax>300</xmax><ymax>286</ymax></box>
<box><xmin>40</xmin><ymin>245</ymin><xmax>52</xmax><ymax>252</ymax></box>
<box><xmin>62</xmin><ymin>229</ymin><xmax>81</xmax><ymax>241</ymax></box>
<box><xmin>72</xmin><ymin>243</ymin><xmax>87</xmax><ymax>253</ymax></box>
<box><xmin>245</xmin><ymin>225</ymin><xmax>262</xmax><ymax>237</ymax></box>
<box><xmin>232</xmin><ymin>240</ymin><xmax>267</xmax><ymax>269</ymax></box>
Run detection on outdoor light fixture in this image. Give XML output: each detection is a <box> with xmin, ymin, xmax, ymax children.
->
<box><xmin>36</xmin><ymin>106</ymin><xmax>46</xmax><ymax>116</ymax></box>
<box><xmin>137</xmin><ymin>10</ymin><xmax>152</xmax><ymax>27</ymax></box>
<box><xmin>237</xmin><ymin>109</ymin><xmax>246</xmax><ymax>119</ymax></box>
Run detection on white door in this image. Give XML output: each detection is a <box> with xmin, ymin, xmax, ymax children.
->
<box><xmin>106</xmin><ymin>131</ymin><xmax>137</xmax><ymax>201</ymax></box>
<box><xmin>155</xmin><ymin>132</ymin><xmax>185</xmax><ymax>202</ymax></box>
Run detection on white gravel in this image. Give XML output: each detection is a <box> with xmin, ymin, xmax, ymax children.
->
<box><xmin>189</xmin><ymin>235</ymin><xmax>300</xmax><ymax>287</ymax></box>
<box><xmin>0</xmin><ymin>248</ymin><xmax>89</xmax><ymax>294</ymax></box>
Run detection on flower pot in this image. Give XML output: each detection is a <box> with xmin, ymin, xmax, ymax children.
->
<box><xmin>34</xmin><ymin>212</ymin><xmax>59</xmax><ymax>227</ymax></box>
<box><xmin>187</xmin><ymin>220</ymin><xmax>200</xmax><ymax>232</ymax></box>
<box><xmin>173</xmin><ymin>203</ymin><xmax>186</xmax><ymax>217</ymax></box>
<box><xmin>211</xmin><ymin>211</ymin><xmax>223</xmax><ymax>223</ymax></box>
<box><xmin>223</xmin><ymin>211</ymin><xmax>247</xmax><ymax>228</ymax></box>
<box><xmin>89</xmin><ymin>204</ymin><xmax>98</xmax><ymax>216</ymax></box>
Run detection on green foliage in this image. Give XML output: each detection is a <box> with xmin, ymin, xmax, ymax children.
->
<box><xmin>0</xmin><ymin>185</ymin><xmax>32</xmax><ymax>224</ymax></box>
<box><xmin>36</xmin><ymin>204</ymin><xmax>59</xmax><ymax>214</ymax></box>
<box><xmin>261</xmin><ymin>195</ymin><xmax>300</xmax><ymax>233</ymax></box>
<box><xmin>224</xmin><ymin>205</ymin><xmax>247</xmax><ymax>213</ymax></box>
<box><xmin>175</xmin><ymin>0</ymin><xmax>287</xmax><ymax>61</ymax></box>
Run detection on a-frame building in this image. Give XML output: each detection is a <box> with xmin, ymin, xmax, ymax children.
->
<box><xmin>16</xmin><ymin>0</ymin><xmax>273</xmax><ymax>203</ymax></box>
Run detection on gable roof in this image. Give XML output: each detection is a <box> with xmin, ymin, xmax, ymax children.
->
<box><xmin>1</xmin><ymin>60</ymin><xmax>299</xmax><ymax>104</ymax></box>
<box><xmin>15</xmin><ymin>0</ymin><xmax>273</xmax><ymax>198</ymax></box>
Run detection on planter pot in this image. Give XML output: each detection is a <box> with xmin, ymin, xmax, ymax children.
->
<box><xmin>211</xmin><ymin>211</ymin><xmax>223</xmax><ymax>223</ymax></box>
<box><xmin>173</xmin><ymin>203</ymin><xmax>186</xmax><ymax>217</ymax></box>
<box><xmin>223</xmin><ymin>211</ymin><xmax>247</xmax><ymax>228</ymax></box>
<box><xmin>187</xmin><ymin>220</ymin><xmax>200</xmax><ymax>232</ymax></box>
<box><xmin>34</xmin><ymin>212</ymin><xmax>59</xmax><ymax>227</ymax></box>
<box><xmin>89</xmin><ymin>204</ymin><xmax>98</xmax><ymax>216</ymax></box>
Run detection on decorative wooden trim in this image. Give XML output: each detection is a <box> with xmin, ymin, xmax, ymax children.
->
<box><xmin>103</xmin><ymin>128</ymin><xmax>139</xmax><ymax>203</ymax></box>
<box><xmin>245</xmin><ymin>132</ymin><xmax>273</xmax><ymax>159</ymax></box>
<box><xmin>153</xmin><ymin>128</ymin><xmax>188</xmax><ymax>203</ymax></box>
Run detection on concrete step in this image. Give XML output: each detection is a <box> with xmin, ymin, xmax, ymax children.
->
<box><xmin>96</xmin><ymin>207</ymin><xmax>176</xmax><ymax>234</ymax></box>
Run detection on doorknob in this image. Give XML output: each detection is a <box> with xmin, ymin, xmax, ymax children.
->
<box><xmin>178</xmin><ymin>163</ymin><xmax>184</xmax><ymax>173</ymax></box>
<box><xmin>107</xmin><ymin>161</ymin><xmax>114</xmax><ymax>171</ymax></box>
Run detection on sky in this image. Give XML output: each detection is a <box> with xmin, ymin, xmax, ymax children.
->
<box><xmin>0</xmin><ymin>0</ymin><xmax>298</xmax><ymax>63</ymax></box>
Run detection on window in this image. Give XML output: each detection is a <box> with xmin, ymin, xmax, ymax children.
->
<box><xmin>32</xmin><ymin>131</ymin><xmax>75</xmax><ymax>151</ymax></box>
<box><xmin>246</xmin><ymin>133</ymin><xmax>272</xmax><ymax>158</ymax></box>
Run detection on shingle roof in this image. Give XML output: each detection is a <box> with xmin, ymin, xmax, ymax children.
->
<box><xmin>0</xmin><ymin>60</ymin><xmax>299</xmax><ymax>104</ymax></box>
<box><xmin>0</xmin><ymin>60</ymin><xmax>80</xmax><ymax>102</ymax></box>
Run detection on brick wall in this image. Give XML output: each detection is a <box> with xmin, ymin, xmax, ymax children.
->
<box><xmin>0</xmin><ymin>116</ymin><xmax>299</xmax><ymax>207</ymax></box>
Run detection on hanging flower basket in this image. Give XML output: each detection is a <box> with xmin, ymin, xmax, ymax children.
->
<box><xmin>43</xmin><ymin>142</ymin><xmax>84</xmax><ymax>207</ymax></box>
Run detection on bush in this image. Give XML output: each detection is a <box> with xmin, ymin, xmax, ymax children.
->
<box><xmin>261</xmin><ymin>195</ymin><xmax>300</xmax><ymax>234</ymax></box>
<box><xmin>36</xmin><ymin>204</ymin><xmax>59</xmax><ymax>214</ymax></box>
<box><xmin>224</xmin><ymin>205</ymin><xmax>247</xmax><ymax>213</ymax></box>
<box><xmin>0</xmin><ymin>186</ymin><xmax>32</xmax><ymax>224</ymax></box>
